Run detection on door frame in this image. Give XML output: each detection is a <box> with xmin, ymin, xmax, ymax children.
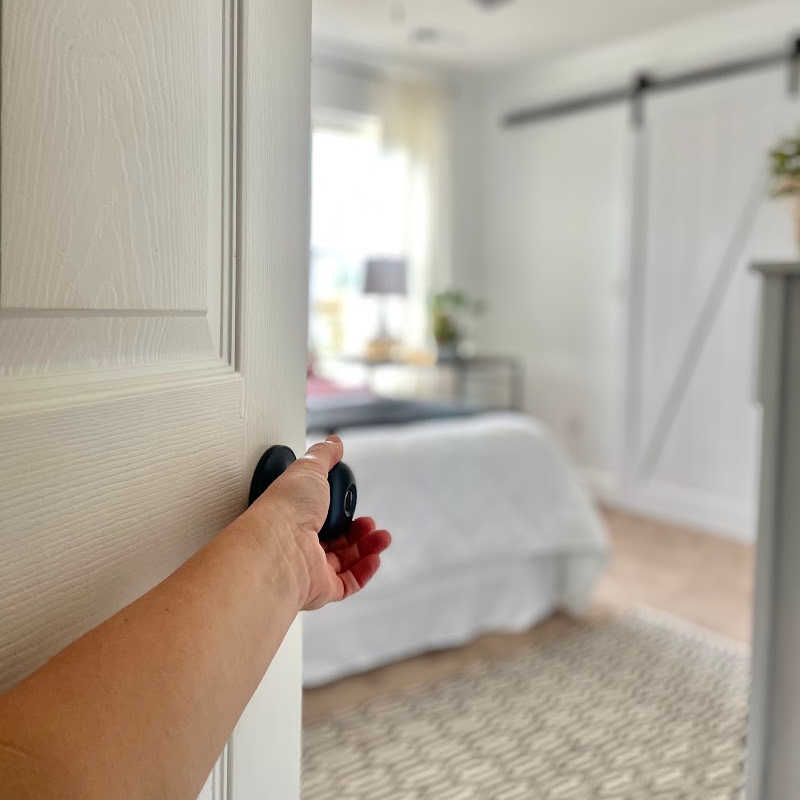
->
<box><xmin>226</xmin><ymin>1</ymin><xmax>312</xmax><ymax>797</ymax></box>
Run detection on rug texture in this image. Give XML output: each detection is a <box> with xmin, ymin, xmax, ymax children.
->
<box><xmin>302</xmin><ymin>611</ymin><xmax>748</xmax><ymax>800</ymax></box>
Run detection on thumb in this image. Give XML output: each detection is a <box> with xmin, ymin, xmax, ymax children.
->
<box><xmin>296</xmin><ymin>435</ymin><xmax>343</xmax><ymax>479</ymax></box>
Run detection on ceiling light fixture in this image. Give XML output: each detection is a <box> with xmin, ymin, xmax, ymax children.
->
<box><xmin>410</xmin><ymin>26</ymin><xmax>443</xmax><ymax>44</ymax></box>
<box><xmin>472</xmin><ymin>0</ymin><xmax>515</xmax><ymax>8</ymax></box>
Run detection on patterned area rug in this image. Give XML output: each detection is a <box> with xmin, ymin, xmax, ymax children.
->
<box><xmin>303</xmin><ymin>611</ymin><xmax>748</xmax><ymax>799</ymax></box>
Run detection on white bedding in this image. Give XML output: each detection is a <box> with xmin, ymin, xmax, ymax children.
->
<box><xmin>303</xmin><ymin>413</ymin><xmax>609</xmax><ymax>686</ymax></box>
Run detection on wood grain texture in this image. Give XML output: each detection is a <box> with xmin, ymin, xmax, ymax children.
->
<box><xmin>1</xmin><ymin>0</ymin><xmax>223</xmax><ymax>311</ymax></box>
<box><xmin>0</xmin><ymin>313</ymin><xmax>217</xmax><ymax>376</ymax></box>
<box><xmin>0</xmin><ymin>376</ymin><xmax>245</xmax><ymax>691</ymax></box>
<box><xmin>0</xmin><ymin>0</ymin><xmax>311</xmax><ymax>794</ymax></box>
<box><xmin>1</xmin><ymin>0</ymin><xmax>237</xmax><ymax>378</ymax></box>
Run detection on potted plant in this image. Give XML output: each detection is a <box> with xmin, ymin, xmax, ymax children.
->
<box><xmin>431</xmin><ymin>290</ymin><xmax>485</xmax><ymax>360</ymax></box>
<box><xmin>769</xmin><ymin>131</ymin><xmax>800</xmax><ymax>250</ymax></box>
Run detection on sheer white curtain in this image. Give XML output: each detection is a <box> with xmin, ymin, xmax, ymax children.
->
<box><xmin>310</xmin><ymin>77</ymin><xmax>451</xmax><ymax>356</ymax></box>
<box><xmin>375</xmin><ymin>80</ymin><xmax>452</xmax><ymax>348</ymax></box>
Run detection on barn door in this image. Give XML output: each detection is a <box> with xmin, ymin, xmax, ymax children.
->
<box><xmin>0</xmin><ymin>1</ymin><xmax>311</xmax><ymax>797</ymax></box>
<box><xmin>628</xmin><ymin>66</ymin><xmax>798</xmax><ymax>537</ymax></box>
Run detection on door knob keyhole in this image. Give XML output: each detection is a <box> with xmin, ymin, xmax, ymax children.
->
<box><xmin>248</xmin><ymin>445</ymin><xmax>357</xmax><ymax>542</ymax></box>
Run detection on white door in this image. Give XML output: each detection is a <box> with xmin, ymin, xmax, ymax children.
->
<box><xmin>628</xmin><ymin>67</ymin><xmax>797</xmax><ymax>535</ymax></box>
<box><xmin>0</xmin><ymin>1</ymin><xmax>311</xmax><ymax>797</ymax></box>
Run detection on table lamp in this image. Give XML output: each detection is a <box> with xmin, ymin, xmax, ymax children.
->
<box><xmin>363</xmin><ymin>257</ymin><xmax>407</xmax><ymax>358</ymax></box>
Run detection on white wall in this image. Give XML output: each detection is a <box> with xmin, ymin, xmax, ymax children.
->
<box><xmin>482</xmin><ymin>105</ymin><xmax>631</xmax><ymax>473</ymax></box>
<box><xmin>474</xmin><ymin>2</ymin><xmax>800</xmax><ymax>539</ymax></box>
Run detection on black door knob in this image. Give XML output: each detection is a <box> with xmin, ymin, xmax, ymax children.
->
<box><xmin>248</xmin><ymin>445</ymin><xmax>357</xmax><ymax>542</ymax></box>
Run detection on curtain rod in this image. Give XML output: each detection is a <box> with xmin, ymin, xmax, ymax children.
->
<box><xmin>502</xmin><ymin>35</ymin><xmax>800</xmax><ymax>128</ymax></box>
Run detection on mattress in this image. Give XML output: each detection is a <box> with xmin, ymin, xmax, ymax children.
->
<box><xmin>303</xmin><ymin>412</ymin><xmax>609</xmax><ymax>686</ymax></box>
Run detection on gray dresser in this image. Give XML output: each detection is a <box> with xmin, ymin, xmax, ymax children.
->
<box><xmin>747</xmin><ymin>262</ymin><xmax>800</xmax><ymax>799</ymax></box>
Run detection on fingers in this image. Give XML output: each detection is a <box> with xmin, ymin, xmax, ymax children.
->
<box><xmin>297</xmin><ymin>435</ymin><xmax>343</xmax><ymax>479</ymax></box>
<box><xmin>322</xmin><ymin>516</ymin><xmax>391</xmax><ymax>603</ymax></box>
<box><xmin>312</xmin><ymin>550</ymin><xmax>382</xmax><ymax>608</ymax></box>
<box><xmin>325</xmin><ymin>527</ymin><xmax>391</xmax><ymax>573</ymax></box>
<box><xmin>322</xmin><ymin>516</ymin><xmax>376</xmax><ymax>553</ymax></box>
<box><xmin>338</xmin><ymin>554</ymin><xmax>382</xmax><ymax>600</ymax></box>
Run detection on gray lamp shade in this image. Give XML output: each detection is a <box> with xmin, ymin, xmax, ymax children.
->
<box><xmin>363</xmin><ymin>257</ymin><xmax>408</xmax><ymax>296</ymax></box>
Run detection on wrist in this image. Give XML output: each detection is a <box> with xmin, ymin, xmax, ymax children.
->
<box><xmin>245</xmin><ymin>498</ymin><xmax>313</xmax><ymax>612</ymax></box>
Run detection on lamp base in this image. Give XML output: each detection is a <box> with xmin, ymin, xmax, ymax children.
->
<box><xmin>363</xmin><ymin>337</ymin><xmax>397</xmax><ymax>362</ymax></box>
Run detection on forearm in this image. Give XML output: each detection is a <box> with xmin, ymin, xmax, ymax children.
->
<box><xmin>0</xmin><ymin>499</ymin><xmax>305</xmax><ymax>800</ymax></box>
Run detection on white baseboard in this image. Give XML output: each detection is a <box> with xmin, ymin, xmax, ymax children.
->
<box><xmin>581</xmin><ymin>467</ymin><xmax>757</xmax><ymax>543</ymax></box>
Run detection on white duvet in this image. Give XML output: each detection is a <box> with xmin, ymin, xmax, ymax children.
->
<box><xmin>303</xmin><ymin>413</ymin><xmax>609</xmax><ymax>686</ymax></box>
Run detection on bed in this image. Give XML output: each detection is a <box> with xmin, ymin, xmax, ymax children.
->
<box><xmin>303</xmin><ymin>403</ymin><xmax>609</xmax><ymax>687</ymax></box>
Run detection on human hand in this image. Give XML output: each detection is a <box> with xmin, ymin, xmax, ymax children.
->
<box><xmin>251</xmin><ymin>436</ymin><xmax>391</xmax><ymax>611</ymax></box>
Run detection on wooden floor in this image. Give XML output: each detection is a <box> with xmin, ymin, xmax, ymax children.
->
<box><xmin>594</xmin><ymin>506</ymin><xmax>753</xmax><ymax>642</ymax></box>
<box><xmin>303</xmin><ymin>507</ymin><xmax>755</xmax><ymax>724</ymax></box>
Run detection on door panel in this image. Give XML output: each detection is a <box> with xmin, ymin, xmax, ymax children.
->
<box><xmin>637</xmin><ymin>67</ymin><xmax>797</xmax><ymax>533</ymax></box>
<box><xmin>0</xmin><ymin>0</ymin><xmax>311</xmax><ymax>796</ymax></box>
<box><xmin>1</xmin><ymin>0</ymin><xmax>234</xmax><ymax>376</ymax></box>
<box><xmin>0</xmin><ymin>378</ymin><xmax>245</xmax><ymax>690</ymax></box>
<box><xmin>2</xmin><ymin>0</ymin><xmax>223</xmax><ymax>312</ymax></box>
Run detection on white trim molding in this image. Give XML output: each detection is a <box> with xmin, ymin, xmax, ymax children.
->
<box><xmin>583</xmin><ymin>467</ymin><xmax>757</xmax><ymax>542</ymax></box>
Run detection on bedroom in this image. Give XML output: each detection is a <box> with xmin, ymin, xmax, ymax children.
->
<box><xmin>303</xmin><ymin>1</ymin><xmax>800</xmax><ymax>797</ymax></box>
<box><xmin>0</xmin><ymin>1</ymin><xmax>799</xmax><ymax>798</ymax></box>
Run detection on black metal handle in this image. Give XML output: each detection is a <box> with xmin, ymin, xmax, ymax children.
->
<box><xmin>248</xmin><ymin>445</ymin><xmax>357</xmax><ymax>542</ymax></box>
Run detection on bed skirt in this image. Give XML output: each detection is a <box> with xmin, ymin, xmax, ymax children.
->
<box><xmin>303</xmin><ymin>551</ymin><xmax>605</xmax><ymax>687</ymax></box>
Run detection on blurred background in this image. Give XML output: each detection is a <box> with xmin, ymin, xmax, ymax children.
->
<box><xmin>302</xmin><ymin>2</ymin><xmax>800</xmax><ymax>797</ymax></box>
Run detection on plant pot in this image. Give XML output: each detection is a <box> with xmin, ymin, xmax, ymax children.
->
<box><xmin>436</xmin><ymin>341</ymin><xmax>459</xmax><ymax>361</ymax></box>
<box><xmin>796</xmin><ymin>195</ymin><xmax>800</xmax><ymax>253</ymax></box>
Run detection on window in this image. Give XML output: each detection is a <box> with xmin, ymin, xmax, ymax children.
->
<box><xmin>310</xmin><ymin>114</ymin><xmax>414</xmax><ymax>357</ymax></box>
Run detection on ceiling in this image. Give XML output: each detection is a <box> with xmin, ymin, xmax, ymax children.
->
<box><xmin>312</xmin><ymin>0</ymin><xmax>763</xmax><ymax>71</ymax></box>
